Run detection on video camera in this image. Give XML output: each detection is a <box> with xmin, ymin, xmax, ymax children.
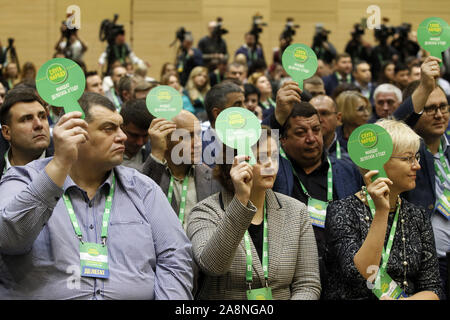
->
<box><xmin>374</xmin><ymin>18</ymin><xmax>396</xmax><ymax>44</ymax></box>
<box><xmin>395</xmin><ymin>23</ymin><xmax>412</xmax><ymax>41</ymax></box>
<box><xmin>0</xmin><ymin>38</ymin><xmax>20</xmax><ymax>73</ymax></box>
<box><xmin>313</xmin><ymin>24</ymin><xmax>331</xmax><ymax>46</ymax></box>
<box><xmin>351</xmin><ymin>19</ymin><xmax>366</xmax><ymax>40</ymax></box>
<box><xmin>99</xmin><ymin>14</ymin><xmax>125</xmax><ymax>46</ymax></box>
<box><xmin>281</xmin><ymin>18</ymin><xmax>300</xmax><ymax>43</ymax></box>
<box><xmin>170</xmin><ymin>27</ymin><xmax>187</xmax><ymax>47</ymax></box>
<box><xmin>212</xmin><ymin>17</ymin><xmax>228</xmax><ymax>39</ymax></box>
<box><xmin>250</xmin><ymin>14</ymin><xmax>267</xmax><ymax>44</ymax></box>
<box><xmin>61</xmin><ymin>16</ymin><xmax>79</xmax><ymax>40</ymax></box>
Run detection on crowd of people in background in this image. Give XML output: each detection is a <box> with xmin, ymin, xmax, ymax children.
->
<box><xmin>0</xmin><ymin>16</ymin><xmax>449</xmax><ymax>300</ymax></box>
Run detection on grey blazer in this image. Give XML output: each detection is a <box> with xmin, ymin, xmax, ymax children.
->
<box><xmin>142</xmin><ymin>155</ymin><xmax>222</xmax><ymax>214</ymax></box>
<box><xmin>187</xmin><ymin>189</ymin><xmax>321</xmax><ymax>300</ymax></box>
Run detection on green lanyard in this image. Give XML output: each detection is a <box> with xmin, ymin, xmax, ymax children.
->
<box><xmin>63</xmin><ymin>174</ymin><xmax>116</xmax><ymax>246</ymax></box>
<box><xmin>244</xmin><ymin>201</ymin><xmax>268</xmax><ymax>288</ymax></box>
<box><xmin>113</xmin><ymin>45</ymin><xmax>126</xmax><ymax>64</ymax></box>
<box><xmin>110</xmin><ymin>90</ymin><xmax>121</xmax><ymax>111</ymax></box>
<box><xmin>433</xmin><ymin>141</ymin><xmax>450</xmax><ymax>185</ymax></box>
<box><xmin>215</xmin><ymin>70</ymin><xmax>221</xmax><ymax>85</ymax></box>
<box><xmin>197</xmin><ymin>94</ymin><xmax>204</xmax><ymax>105</ymax></box>
<box><xmin>167</xmin><ymin>175</ymin><xmax>190</xmax><ymax>224</ymax></box>
<box><xmin>335</xmin><ymin>139</ymin><xmax>341</xmax><ymax>160</ymax></box>
<box><xmin>335</xmin><ymin>72</ymin><xmax>351</xmax><ymax>84</ymax></box>
<box><xmin>248</xmin><ymin>47</ymin><xmax>258</xmax><ymax>62</ymax></box>
<box><xmin>3</xmin><ymin>152</ymin><xmax>9</xmax><ymax>175</ymax></box>
<box><xmin>279</xmin><ymin>147</ymin><xmax>333</xmax><ymax>202</ymax></box>
<box><xmin>365</xmin><ymin>192</ymin><xmax>401</xmax><ymax>272</ymax></box>
<box><xmin>260</xmin><ymin>98</ymin><xmax>275</xmax><ymax>110</ymax></box>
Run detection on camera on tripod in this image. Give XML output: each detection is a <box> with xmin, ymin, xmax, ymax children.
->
<box><xmin>313</xmin><ymin>24</ymin><xmax>331</xmax><ymax>46</ymax></box>
<box><xmin>61</xmin><ymin>19</ymin><xmax>78</xmax><ymax>40</ymax></box>
<box><xmin>250</xmin><ymin>14</ymin><xmax>267</xmax><ymax>41</ymax></box>
<box><xmin>281</xmin><ymin>18</ymin><xmax>300</xmax><ymax>43</ymax></box>
<box><xmin>394</xmin><ymin>23</ymin><xmax>412</xmax><ymax>42</ymax></box>
<box><xmin>351</xmin><ymin>22</ymin><xmax>365</xmax><ymax>40</ymax></box>
<box><xmin>99</xmin><ymin>14</ymin><xmax>125</xmax><ymax>46</ymax></box>
<box><xmin>212</xmin><ymin>17</ymin><xmax>228</xmax><ymax>39</ymax></box>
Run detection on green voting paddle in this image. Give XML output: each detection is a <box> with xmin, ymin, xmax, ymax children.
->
<box><xmin>146</xmin><ymin>85</ymin><xmax>182</xmax><ymax>120</ymax></box>
<box><xmin>282</xmin><ymin>43</ymin><xmax>318</xmax><ymax>90</ymax></box>
<box><xmin>215</xmin><ymin>107</ymin><xmax>262</xmax><ymax>165</ymax></box>
<box><xmin>347</xmin><ymin>124</ymin><xmax>393</xmax><ymax>181</ymax></box>
<box><xmin>417</xmin><ymin>17</ymin><xmax>450</xmax><ymax>64</ymax></box>
<box><xmin>35</xmin><ymin>58</ymin><xmax>85</xmax><ymax>118</ymax></box>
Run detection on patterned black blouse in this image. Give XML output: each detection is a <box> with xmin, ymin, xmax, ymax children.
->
<box><xmin>323</xmin><ymin>195</ymin><xmax>443</xmax><ymax>300</ymax></box>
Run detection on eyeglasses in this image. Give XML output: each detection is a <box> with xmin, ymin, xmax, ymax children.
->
<box><xmin>423</xmin><ymin>104</ymin><xmax>449</xmax><ymax>116</ymax></box>
<box><xmin>390</xmin><ymin>152</ymin><xmax>420</xmax><ymax>165</ymax></box>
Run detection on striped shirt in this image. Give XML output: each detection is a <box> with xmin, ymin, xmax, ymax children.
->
<box><xmin>0</xmin><ymin>158</ymin><xmax>194</xmax><ymax>299</ymax></box>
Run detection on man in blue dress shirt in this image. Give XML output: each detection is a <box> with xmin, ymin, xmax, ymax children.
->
<box><xmin>0</xmin><ymin>92</ymin><xmax>194</xmax><ymax>299</ymax></box>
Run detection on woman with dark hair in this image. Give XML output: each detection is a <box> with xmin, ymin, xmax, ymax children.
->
<box><xmin>377</xmin><ymin>61</ymin><xmax>396</xmax><ymax>85</ymax></box>
<box><xmin>187</xmin><ymin>127</ymin><xmax>321</xmax><ymax>300</ymax></box>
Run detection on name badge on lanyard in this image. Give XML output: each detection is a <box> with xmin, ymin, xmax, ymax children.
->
<box><xmin>372</xmin><ymin>268</ymin><xmax>407</xmax><ymax>299</ymax></box>
<box><xmin>63</xmin><ymin>174</ymin><xmax>116</xmax><ymax>279</ymax></box>
<box><xmin>436</xmin><ymin>189</ymin><xmax>450</xmax><ymax>220</ymax></box>
<box><xmin>80</xmin><ymin>242</ymin><xmax>110</xmax><ymax>278</ymax></box>
<box><xmin>307</xmin><ymin>198</ymin><xmax>328</xmax><ymax>228</ymax></box>
<box><xmin>280</xmin><ymin>147</ymin><xmax>333</xmax><ymax>228</ymax></box>
<box><xmin>244</xmin><ymin>202</ymin><xmax>273</xmax><ymax>300</ymax></box>
<box><xmin>365</xmin><ymin>192</ymin><xmax>407</xmax><ymax>299</ymax></box>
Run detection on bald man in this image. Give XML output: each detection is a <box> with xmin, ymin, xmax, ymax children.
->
<box><xmin>143</xmin><ymin>110</ymin><xmax>221</xmax><ymax>231</ymax></box>
<box><xmin>309</xmin><ymin>94</ymin><xmax>343</xmax><ymax>158</ymax></box>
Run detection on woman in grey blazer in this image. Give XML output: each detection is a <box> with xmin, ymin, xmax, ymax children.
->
<box><xmin>187</xmin><ymin>127</ymin><xmax>321</xmax><ymax>300</ymax></box>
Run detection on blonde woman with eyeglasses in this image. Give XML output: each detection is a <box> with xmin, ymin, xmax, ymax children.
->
<box><xmin>324</xmin><ymin>119</ymin><xmax>442</xmax><ymax>300</ymax></box>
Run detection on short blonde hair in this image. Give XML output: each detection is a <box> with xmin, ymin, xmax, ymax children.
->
<box><xmin>336</xmin><ymin>91</ymin><xmax>371</xmax><ymax>125</ymax></box>
<box><xmin>247</xmin><ymin>72</ymin><xmax>265</xmax><ymax>86</ymax></box>
<box><xmin>375</xmin><ymin>119</ymin><xmax>421</xmax><ymax>155</ymax></box>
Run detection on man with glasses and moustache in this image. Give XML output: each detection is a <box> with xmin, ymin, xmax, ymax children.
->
<box><xmin>394</xmin><ymin>56</ymin><xmax>450</xmax><ymax>298</ymax></box>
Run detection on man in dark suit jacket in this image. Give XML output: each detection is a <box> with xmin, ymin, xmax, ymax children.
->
<box><xmin>262</xmin><ymin>83</ymin><xmax>363</xmax><ymax>295</ymax></box>
<box><xmin>393</xmin><ymin>56</ymin><xmax>450</xmax><ymax>298</ymax></box>
<box><xmin>322</xmin><ymin>53</ymin><xmax>354</xmax><ymax>96</ymax></box>
<box><xmin>143</xmin><ymin>110</ymin><xmax>221</xmax><ymax>230</ymax></box>
<box><xmin>0</xmin><ymin>87</ymin><xmax>53</xmax><ymax>180</ymax></box>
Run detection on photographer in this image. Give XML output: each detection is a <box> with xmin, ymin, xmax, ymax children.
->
<box><xmin>235</xmin><ymin>15</ymin><xmax>268</xmax><ymax>70</ymax></box>
<box><xmin>273</xmin><ymin>18</ymin><xmax>299</xmax><ymax>65</ymax></box>
<box><xmin>390</xmin><ymin>23</ymin><xmax>420</xmax><ymax>64</ymax></box>
<box><xmin>198</xmin><ymin>19</ymin><xmax>228</xmax><ymax>71</ymax></box>
<box><xmin>344</xmin><ymin>22</ymin><xmax>372</xmax><ymax>65</ymax></box>
<box><xmin>235</xmin><ymin>32</ymin><xmax>265</xmax><ymax>71</ymax></box>
<box><xmin>369</xmin><ymin>20</ymin><xmax>399</xmax><ymax>83</ymax></box>
<box><xmin>54</xmin><ymin>21</ymin><xmax>87</xmax><ymax>62</ymax></box>
<box><xmin>98</xmin><ymin>15</ymin><xmax>146</xmax><ymax>76</ymax></box>
<box><xmin>175</xmin><ymin>30</ymin><xmax>203</xmax><ymax>87</ymax></box>
<box><xmin>312</xmin><ymin>23</ymin><xmax>337</xmax><ymax>65</ymax></box>
<box><xmin>0</xmin><ymin>38</ymin><xmax>20</xmax><ymax>90</ymax></box>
